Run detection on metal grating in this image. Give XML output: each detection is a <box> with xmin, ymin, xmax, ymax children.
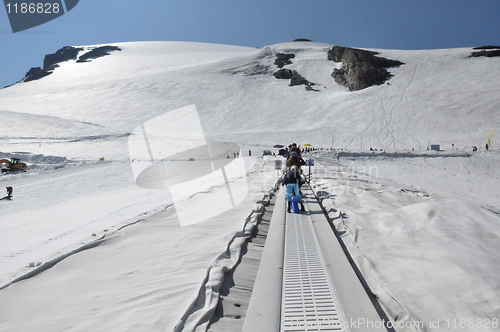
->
<box><xmin>281</xmin><ymin>212</ymin><xmax>350</xmax><ymax>332</ymax></box>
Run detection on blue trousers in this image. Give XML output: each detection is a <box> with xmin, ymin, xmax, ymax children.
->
<box><xmin>286</xmin><ymin>183</ymin><xmax>302</xmax><ymax>201</ymax></box>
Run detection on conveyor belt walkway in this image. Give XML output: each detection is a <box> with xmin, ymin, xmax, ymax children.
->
<box><xmin>282</xmin><ymin>210</ymin><xmax>348</xmax><ymax>331</ymax></box>
<box><xmin>242</xmin><ymin>184</ymin><xmax>389</xmax><ymax>332</ymax></box>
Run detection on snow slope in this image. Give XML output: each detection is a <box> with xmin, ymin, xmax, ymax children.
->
<box><xmin>1</xmin><ymin>41</ymin><xmax>498</xmax><ymax>158</ymax></box>
<box><xmin>309</xmin><ymin>151</ymin><xmax>500</xmax><ymax>331</ymax></box>
<box><xmin>0</xmin><ymin>40</ymin><xmax>499</xmax><ymax>331</ymax></box>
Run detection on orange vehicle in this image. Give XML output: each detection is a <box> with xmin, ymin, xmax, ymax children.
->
<box><xmin>0</xmin><ymin>158</ymin><xmax>28</xmax><ymax>173</ymax></box>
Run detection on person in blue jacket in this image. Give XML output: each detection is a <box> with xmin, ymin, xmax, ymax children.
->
<box><xmin>282</xmin><ymin>165</ymin><xmax>305</xmax><ymax>212</ymax></box>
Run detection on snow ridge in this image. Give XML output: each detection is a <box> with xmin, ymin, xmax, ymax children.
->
<box><xmin>313</xmin><ymin>186</ymin><xmax>423</xmax><ymax>331</ymax></box>
<box><xmin>173</xmin><ymin>187</ymin><xmax>276</xmax><ymax>332</ymax></box>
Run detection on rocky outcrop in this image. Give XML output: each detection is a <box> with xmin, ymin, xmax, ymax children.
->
<box><xmin>273</xmin><ymin>69</ymin><xmax>317</xmax><ymax>89</ymax></box>
<box><xmin>274</xmin><ymin>68</ymin><xmax>294</xmax><ymax>79</ymax></box>
<box><xmin>289</xmin><ymin>72</ymin><xmax>309</xmax><ymax>86</ymax></box>
<box><xmin>77</xmin><ymin>46</ymin><xmax>122</xmax><ymax>63</ymax></box>
<box><xmin>470</xmin><ymin>46</ymin><xmax>500</xmax><ymax>58</ymax></box>
<box><xmin>44</xmin><ymin>46</ymin><xmax>83</xmax><ymax>68</ymax></box>
<box><xmin>273</xmin><ymin>52</ymin><xmax>318</xmax><ymax>90</ymax></box>
<box><xmin>473</xmin><ymin>45</ymin><xmax>500</xmax><ymax>49</ymax></box>
<box><xmin>273</xmin><ymin>69</ymin><xmax>309</xmax><ymax>86</ymax></box>
<box><xmin>21</xmin><ymin>46</ymin><xmax>82</xmax><ymax>83</ymax></box>
<box><xmin>328</xmin><ymin>46</ymin><xmax>404</xmax><ymax>91</ymax></box>
<box><xmin>23</xmin><ymin>67</ymin><xmax>51</xmax><ymax>83</ymax></box>
<box><xmin>6</xmin><ymin>45</ymin><xmax>121</xmax><ymax>87</ymax></box>
<box><xmin>274</xmin><ymin>53</ymin><xmax>295</xmax><ymax>68</ymax></box>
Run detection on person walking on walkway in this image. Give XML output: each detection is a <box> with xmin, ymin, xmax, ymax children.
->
<box><xmin>290</xmin><ymin>143</ymin><xmax>301</xmax><ymax>156</ymax></box>
<box><xmin>286</xmin><ymin>151</ymin><xmax>306</xmax><ymax>169</ymax></box>
<box><xmin>282</xmin><ymin>166</ymin><xmax>305</xmax><ymax>212</ymax></box>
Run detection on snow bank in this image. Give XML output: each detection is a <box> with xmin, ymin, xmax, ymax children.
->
<box><xmin>173</xmin><ymin>188</ymin><xmax>276</xmax><ymax>332</ymax></box>
<box><xmin>310</xmin><ymin>151</ymin><xmax>500</xmax><ymax>331</ymax></box>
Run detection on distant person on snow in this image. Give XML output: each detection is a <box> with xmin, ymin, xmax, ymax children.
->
<box><xmin>282</xmin><ymin>166</ymin><xmax>305</xmax><ymax>212</ymax></box>
<box><xmin>6</xmin><ymin>186</ymin><xmax>13</xmax><ymax>198</ymax></box>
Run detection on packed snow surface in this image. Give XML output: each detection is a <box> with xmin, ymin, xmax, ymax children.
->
<box><xmin>309</xmin><ymin>150</ymin><xmax>500</xmax><ymax>331</ymax></box>
<box><xmin>0</xmin><ymin>41</ymin><xmax>499</xmax><ymax>331</ymax></box>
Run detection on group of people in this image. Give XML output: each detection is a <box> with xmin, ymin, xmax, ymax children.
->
<box><xmin>281</xmin><ymin>143</ymin><xmax>306</xmax><ymax>213</ymax></box>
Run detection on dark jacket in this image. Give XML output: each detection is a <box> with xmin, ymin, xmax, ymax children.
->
<box><xmin>291</xmin><ymin>147</ymin><xmax>301</xmax><ymax>155</ymax></box>
<box><xmin>282</xmin><ymin>169</ymin><xmax>304</xmax><ymax>186</ymax></box>
<box><xmin>286</xmin><ymin>155</ymin><xmax>306</xmax><ymax>168</ymax></box>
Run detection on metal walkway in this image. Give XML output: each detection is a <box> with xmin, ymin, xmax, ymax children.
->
<box><xmin>242</xmin><ymin>185</ymin><xmax>388</xmax><ymax>332</ymax></box>
<box><xmin>282</xmin><ymin>212</ymin><xmax>348</xmax><ymax>331</ymax></box>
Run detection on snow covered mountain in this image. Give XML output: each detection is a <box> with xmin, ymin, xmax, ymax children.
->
<box><xmin>1</xmin><ymin>41</ymin><xmax>499</xmax><ymax>159</ymax></box>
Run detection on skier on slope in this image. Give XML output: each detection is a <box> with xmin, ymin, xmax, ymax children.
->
<box><xmin>6</xmin><ymin>186</ymin><xmax>13</xmax><ymax>198</ymax></box>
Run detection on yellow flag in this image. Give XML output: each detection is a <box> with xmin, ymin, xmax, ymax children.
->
<box><xmin>489</xmin><ymin>130</ymin><xmax>495</xmax><ymax>146</ymax></box>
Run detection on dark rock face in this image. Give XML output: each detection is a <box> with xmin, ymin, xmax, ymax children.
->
<box><xmin>328</xmin><ymin>46</ymin><xmax>404</xmax><ymax>91</ymax></box>
<box><xmin>4</xmin><ymin>45</ymin><xmax>122</xmax><ymax>88</ymax></box>
<box><xmin>23</xmin><ymin>67</ymin><xmax>52</xmax><ymax>83</ymax></box>
<box><xmin>470</xmin><ymin>50</ymin><xmax>500</xmax><ymax>57</ymax></box>
<box><xmin>274</xmin><ymin>69</ymin><xmax>316</xmax><ymax>88</ymax></box>
<box><xmin>470</xmin><ymin>46</ymin><xmax>500</xmax><ymax>58</ymax></box>
<box><xmin>293</xmin><ymin>39</ymin><xmax>313</xmax><ymax>42</ymax></box>
<box><xmin>274</xmin><ymin>53</ymin><xmax>295</xmax><ymax>68</ymax></box>
<box><xmin>44</xmin><ymin>46</ymin><xmax>83</xmax><ymax>68</ymax></box>
<box><xmin>274</xmin><ymin>69</ymin><xmax>307</xmax><ymax>85</ymax></box>
<box><xmin>18</xmin><ymin>46</ymin><xmax>82</xmax><ymax>84</ymax></box>
<box><xmin>289</xmin><ymin>72</ymin><xmax>309</xmax><ymax>86</ymax></box>
<box><xmin>273</xmin><ymin>52</ymin><xmax>319</xmax><ymax>90</ymax></box>
<box><xmin>274</xmin><ymin>68</ymin><xmax>294</xmax><ymax>79</ymax></box>
<box><xmin>77</xmin><ymin>46</ymin><xmax>121</xmax><ymax>63</ymax></box>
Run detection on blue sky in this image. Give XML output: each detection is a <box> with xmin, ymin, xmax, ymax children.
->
<box><xmin>1</xmin><ymin>0</ymin><xmax>499</xmax><ymax>88</ymax></box>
